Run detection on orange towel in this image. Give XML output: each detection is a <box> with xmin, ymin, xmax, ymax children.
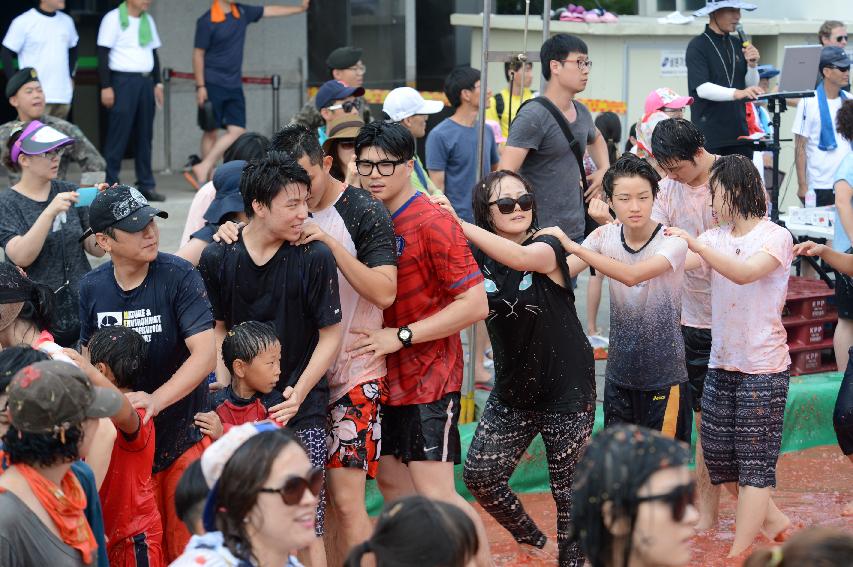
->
<box><xmin>211</xmin><ymin>1</ymin><xmax>240</xmax><ymax>23</ymax></box>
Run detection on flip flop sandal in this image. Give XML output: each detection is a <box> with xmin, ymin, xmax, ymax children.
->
<box><xmin>183</xmin><ymin>170</ymin><xmax>201</xmax><ymax>190</ymax></box>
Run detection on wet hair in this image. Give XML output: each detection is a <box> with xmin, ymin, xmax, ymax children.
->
<box><xmin>223</xmin><ymin>132</ymin><xmax>270</xmax><ymax>163</ymax></box>
<box><xmin>819</xmin><ymin>20</ymin><xmax>846</xmax><ymax>45</ymax></box>
<box><xmin>602</xmin><ymin>153</ymin><xmax>661</xmax><ymax>200</ymax></box>
<box><xmin>215</xmin><ymin>428</ymin><xmax>304</xmax><ymax>563</ymax></box>
<box><xmin>744</xmin><ymin>527</ymin><xmax>853</xmax><ymax>567</ymax></box>
<box><xmin>221</xmin><ymin>321</ymin><xmax>280</xmax><ymax>375</ymax></box>
<box><xmin>2</xmin><ymin>422</ymin><xmax>85</xmax><ymax>467</ymax></box>
<box><xmin>625</xmin><ymin>122</ymin><xmax>637</xmax><ymax>153</ymax></box>
<box><xmin>472</xmin><ymin>170</ymin><xmax>539</xmax><ymax>234</ymax></box>
<box><xmin>650</xmin><ymin>118</ymin><xmax>705</xmax><ymax>168</ymax></box>
<box><xmin>344</xmin><ymin>495</ymin><xmax>479</xmax><ymax>567</ymax></box>
<box><xmin>571</xmin><ymin>425</ymin><xmax>691</xmax><ymax>567</ymax></box>
<box><xmin>175</xmin><ymin>459</ymin><xmax>209</xmax><ymax>535</ymax></box>
<box><xmin>0</xmin><ymin>263</ymin><xmax>55</xmax><ymax>333</ymax></box>
<box><xmin>354</xmin><ymin>121</ymin><xmax>415</xmax><ymax>162</ymax></box>
<box><xmin>709</xmin><ymin>154</ymin><xmax>767</xmax><ymax>220</ymax></box>
<box><xmin>836</xmin><ymin>100</ymin><xmax>853</xmax><ymax>142</ymax></box>
<box><xmin>595</xmin><ymin>112</ymin><xmax>622</xmax><ymax>166</ymax></box>
<box><xmin>0</xmin><ymin>346</ymin><xmax>49</xmax><ymax>393</ymax></box>
<box><xmin>270</xmin><ymin>124</ymin><xmax>324</xmax><ymax>166</ymax></box>
<box><xmin>3</xmin><ymin>128</ymin><xmax>23</xmax><ymax>172</ymax></box>
<box><xmin>240</xmin><ymin>151</ymin><xmax>312</xmax><ymax>218</ymax></box>
<box><xmin>444</xmin><ymin>66</ymin><xmax>481</xmax><ymax>108</ymax></box>
<box><xmin>540</xmin><ymin>33</ymin><xmax>588</xmax><ymax>80</ymax></box>
<box><xmin>88</xmin><ymin>326</ymin><xmax>147</xmax><ymax>390</ymax></box>
<box><xmin>504</xmin><ymin>59</ymin><xmax>532</xmax><ymax>82</ymax></box>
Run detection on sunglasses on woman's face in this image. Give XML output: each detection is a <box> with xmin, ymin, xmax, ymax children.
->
<box><xmin>489</xmin><ymin>193</ymin><xmax>534</xmax><ymax>214</ymax></box>
<box><xmin>635</xmin><ymin>481</ymin><xmax>696</xmax><ymax>522</ymax></box>
<box><xmin>258</xmin><ymin>467</ymin><xmax>323</xmax><ymax>506</ymax></box>
<box><xmin>326</xmin><ymin>99</ymin><xmax>363</xmax><ymax>113</ymax></box>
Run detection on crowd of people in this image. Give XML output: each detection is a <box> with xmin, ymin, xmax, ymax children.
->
<box><xmin>1</xmin><ymin>1</ymin><xmax>853</xmax><ymax>566</ymax></box>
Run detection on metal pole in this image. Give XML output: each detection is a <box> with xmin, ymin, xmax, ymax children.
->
<box><xmin>542</xmin><ymin>0</ymin><xmax>551</xmax><ymax>41</ymax></box>
<box><xmin>272</xmin><ymin>74</ymin><xmax>281</xmax><ymax>131</ymax></box>
<box><xmin>162</xmin><ymin>67</ymin><xmax>172</xmax><ymax>174</ymax></box>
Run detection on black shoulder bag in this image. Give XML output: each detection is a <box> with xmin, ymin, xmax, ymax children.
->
<box><xmin>51</xmin><ymin>209</ymin><xmax>82</xmax><ymax>347</ymax></box>
<box><xmin>522</xmin><ymin>96</ymin><xmax>599</xmax><ymax>238</ymax></box>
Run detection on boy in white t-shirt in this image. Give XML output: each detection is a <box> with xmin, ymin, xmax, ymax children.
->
<box><xmin>792</xmin><ymin>46</ymin><xmax>852</xmax><ymax>206</ymax></box>
<box><xmin>667</xmin><ymin>154</ymin><xmax>793</xmax><ymax>558</ymax></box>
<box><xmin>542</xmin><ymin>153</ymin><xmax>694</xmax><ymax>442</ymax></box>
<box><xmin>1</xmin><ymin>1</ymin><xmax>78</xmax><ymax>118</ymax></box>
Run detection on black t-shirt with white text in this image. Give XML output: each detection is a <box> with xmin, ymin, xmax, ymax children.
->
<box><xmin>79</xmin><ymin>253</ymin><xmax>214</xmax><ymax>472</ymax></box>
<box><xmin>198</xmin><ymin>235</ymin><xmax>342</xmax><ymax>430</ymax></box>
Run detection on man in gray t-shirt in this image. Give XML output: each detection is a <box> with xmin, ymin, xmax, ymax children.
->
<box><xmin>501</xmin><ymin>33</ymin><xmax>609</xmax><ymax>241</ymax></box>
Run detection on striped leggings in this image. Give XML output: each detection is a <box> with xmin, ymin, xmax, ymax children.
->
<box><xmin>463</xmin><ymin>397</ymin><xmax>594</xmax><ymax>567</ymax></box>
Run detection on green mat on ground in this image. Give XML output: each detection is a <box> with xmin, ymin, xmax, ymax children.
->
<box><xmin>364</xmin><ymin>372</ymin><xmax>843</xmax><ymax>515</ymax></box>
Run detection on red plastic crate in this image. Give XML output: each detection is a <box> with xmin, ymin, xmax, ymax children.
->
<box><xmin>786</xmin><ymin>321</ymin><xmax>834</xmax><ymax>348</ymax></box>
<box><xmin>790</xmin><ymin>347</ymin><xmax>837</xmax><ymax>376</ymax></box>
<box><xmin>782</xmin><ymin>276</ymin><xmax>837</xmax><ymax>324</ymax></box>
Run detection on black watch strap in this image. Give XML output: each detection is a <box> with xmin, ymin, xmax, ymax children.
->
<box><xmin>397</xmin><ymin>325</ymin><xmax>413</xmax><ymax>348</ymax></box>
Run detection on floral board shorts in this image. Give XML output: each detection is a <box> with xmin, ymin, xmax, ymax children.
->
<box><xmin>327</xmin><ymin>379</ymin><xmax>382</xmax><ymax>478</ymax></box>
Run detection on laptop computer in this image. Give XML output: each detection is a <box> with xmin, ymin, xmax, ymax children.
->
<box><xmin>757</xmin><ymin>45</ymin><xmax>823</xmax><ymax>99</ymax></box>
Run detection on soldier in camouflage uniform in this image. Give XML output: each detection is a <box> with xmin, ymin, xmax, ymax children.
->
<box><xmin>0</xmin><ymin>67</ymin><xmax>105</xmax><ymax>185</ymax></box>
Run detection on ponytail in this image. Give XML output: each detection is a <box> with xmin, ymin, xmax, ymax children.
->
<box><xmin>343</xmin><ymin>541</ymin><xmax>373</xmax><ymax>567</ymax></box>
<box><xmin>17</xmin><ymin>281</ymin><xmax>55</xmax><ymax>332</ymax></box>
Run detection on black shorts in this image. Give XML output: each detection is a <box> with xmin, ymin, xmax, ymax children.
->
<box><xmin>835</xmin><ymin>270</ymin><xmax>853</xmax><ymax>320</ymax></box>
<box><xmin>604</xmin><ymin>381</ymin><xmax>693</xmax><ymax>443</ymax></box>
<box><xmin>682</xmin><ymin>325</ymin><xmax>712</xmax><ymax>412</ymax></box>
<box><xmin>380</xmin><ymin>391</ymin><xmax>461</xmax><ymax>464</ymax></box>
<box><xmin>835</xmin><ymin>349</ymin><xmax>853</xmax><ymax>455</ymax></box>
<box><xmin>205</xmin><ymin>84</ymin><xmax>246</xmax><ymax>129</ymax></box>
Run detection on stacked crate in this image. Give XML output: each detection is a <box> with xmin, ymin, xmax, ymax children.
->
<box><xmin>784</xmin><ymin>277</ymin><xmax>838</xmax><ymax>376</ymax></box>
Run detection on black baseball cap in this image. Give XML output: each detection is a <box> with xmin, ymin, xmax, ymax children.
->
<box><xmin>79</xmin><ymin>184</ymin><xmax>168</xmax><ymax>241</ymax></box>
<box><xmin>315</xmin><ymin>80</ymin><xmax>365</xmax><ymax>110</ymax></box>
<box><xmin>820</xmin><ymin>46</ymin><xmax>851</xmax><ymax>70</ymax></box>
<box><xmin>326</xmin><ymin>46</ymin><xmax>362</xmax><ymax>70</ymax></box>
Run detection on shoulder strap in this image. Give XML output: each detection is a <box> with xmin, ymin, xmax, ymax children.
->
<box><xmin>413</xmin><ymin>157</ymin><xmax>430</xmax><ymax>190</ymax></box>
<box><xmin>524</xmin><ymin>97</ymin><xmax>588</xmax><ymax>193</ymax></box>
<box><xmin>494</xmin><ymin>92</ymin><xmax>504</xmax><ymax>119</ymax></box>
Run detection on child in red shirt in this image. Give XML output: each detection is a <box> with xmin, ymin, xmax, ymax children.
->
<box><xmin>70</xmin><ymin>326</ymin><xmax>164</xmax><ymax>567</ymax></box>
<box><xmin>194</xmin><ymin>321</ymin><xmax>284</xmax><ymax>439</ymax></box>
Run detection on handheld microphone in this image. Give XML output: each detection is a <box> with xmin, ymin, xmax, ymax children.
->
<box><xmin>736</xmin><ymin>24</ymin><xmax>750</xmax><ymax>48</ymax></box>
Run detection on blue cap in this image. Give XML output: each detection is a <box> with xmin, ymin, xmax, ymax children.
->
<box><xmin>820</xmin><ymin>46</ymin><xmax>851</xmax><ymax>70</ymax></box>
<box><xmin>315</xmin><ymin>80</ymin><xmax>365</xmax><ymax>110</ymax></box>
<box><xmin>204</xmin><ymin>160</ymin><xmax>246</xmax><ymax>225</ymax></box>
<box><xmin>757</xmin><ymin>64</ymin><xmax>780</xmax><ymax>79</ymax></box>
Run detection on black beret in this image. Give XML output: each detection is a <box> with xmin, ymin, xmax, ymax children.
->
<box><xmin>5</xmin><ymin>67</ymin><xmax>39</xmax><ymax>99</ymax></box>
<box><xmin>326</xmin><ymin>46</ymin><xmax>363</xmax><ymax>70</ymax></box>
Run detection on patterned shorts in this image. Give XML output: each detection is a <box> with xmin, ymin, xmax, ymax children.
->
<box><xmin>327</xmin><ymin>379</ymin><xmax>382</xmax><ymax>478</ymax></box>
<box><xmin>700</xmin><ymin>368</ymin><xmax>789</xmax><ymax>488</ymax></box>
<box><xmin>294</xmin><ymin>427</ymin><xmax>328</xmax><ymax>536</ymax></box>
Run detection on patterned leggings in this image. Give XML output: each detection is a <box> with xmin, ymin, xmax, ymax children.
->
<box><xmin>463</xmin><ymin>398</ymin><xmax>594</xmax><ymax>567</ymax></box>
<box><xmin>295</xmin><ymin>427</ymin><xmax>328</xmax><ymax>536</ymax></box>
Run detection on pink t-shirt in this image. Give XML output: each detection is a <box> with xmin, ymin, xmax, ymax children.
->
<box><xmin>310</xmin><ymin>184</ymin><xmax>397</xmax><ymax>404</ymax></box>
<box><xmin>698</xmin><ymin>220</ymin><xmax>793</xmax><ymax>374</ymax></box>
<box><xmin>582</xmin><ymin>222</ymin><xmax>688</xmax><ymax>390</ymax></box>
<box><xmin>179</xmin><ymin>181</ymin><xmax>216</xmax><ymax>247</ymax></box>
<box><xmin>651</xmin><ymin>177</ymin><xmax>718</xmax><ymax>329</ymax></box>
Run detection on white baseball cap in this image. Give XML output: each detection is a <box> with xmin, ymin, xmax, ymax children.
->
<box><xmin>383</xmin><ymin>87</ymin><xmax>444</xmax><ymax>122</ymax></box>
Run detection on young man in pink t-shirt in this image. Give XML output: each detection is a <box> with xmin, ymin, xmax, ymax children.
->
<box><xmin>667</xmin><ymin>155</ymin><xmax>793</xmax><ymax>558</ymax></box>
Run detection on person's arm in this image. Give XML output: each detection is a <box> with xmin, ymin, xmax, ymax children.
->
<box><xmin>97</xmin><ymin>45</ymin><xmax>114</xmax><ymax>109</ymax></box>
<box><xmin>666</xmin><ymin>227</ymin><xmax>783</xmax><ymax>284</ymax></box>
<box><xmin>795</xmin><ymin>133</ymin><xmax>809</xmax><ymax>199</ymax></box>
<box><xmin>428</xmin><ymin>170</ymin><xmax>446</xmax><ymax>191</ymax></box>
<box><xmin>174</xmin><ymin>238</ymin><xmax>208</xmax><ymax>267</ymax></box>
<box><xmin>192</xmin><ymin>48</ymin><xmax>207</xmax><ymax>107</ymax></box>
<box><xmin>585</xmin><ymin>129</ymin><xmax>609</xmax><ymax>201</ymax></box>
<box><xmin>127</xmin><ymin>329</ymin><xmax>215</xmax><ymax>424</ymax></box>
<box><xmin>498</xmin><ymin>145</ymin><xmax>530</xmax><ymax>172</ymax></box>
<box><xmin>152</xmin><ymin>50</ymin><xmax>163</xmax><ymax>107</ymax></box>
<box><xmin>0</xmin><ymin>46</ymin><xmax>16</xmax><ymax>80</ymax></box>
<box><xmin>4</xmin><ymin>192</ymin><xmax>79</xmax><ymax>267</ymax></box>
<box><xmin>213</xmin><ymin>320</ymin><xmax>230</xmax><ymax>386</ymax></box>
<box><xmin>835</xmin><ymin>179</ymin><xmax>853</xmax><ymax>243</ymax></box>
<box><xmin>64</xmin><ymin>123</ymin><xmax>107</xmax><ymax>175</ymax></box>
<box><xmin>84</xmin><ymin>418</ymin><xmax>117</xmax><ymax>490</ymax></box>
<box><xmin>263</xmin><ymin>1</ymin><xmax>309</xmax><ymax>17</ymax></box>
<box><xmin>68</xmin><ymin>45</ymin><xmax>78</xmax><ymax>78</ymax></box>
<box><xmin>269</xmin><ymin>323</ymin><xmax>342</xmax><ymax>425</ymax></box>
<box><xmin>794</xmin><ymin>240</ymin><xmax>853</xmax><ymax>275</ymax></box>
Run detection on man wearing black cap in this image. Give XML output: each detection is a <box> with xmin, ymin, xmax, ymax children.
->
<box><xmin>1</xmin><ymin>0</ymin><xmax>79</xmax><ymax>120</ymax></box>
<box><xmin>793</xmin><ymin>46</ymin><xmax>852</xmax><ymax>206</ymax></box>
<box><xmin>314</xmin><ymin>79</ymin><xmax>366</xmax><ymax>146</ymax></box>
<box><xmin>77</xmin><ymin>184</ymin><xmax>216</xmax><ymax>562</ymax></box>
<box><xmin>0</xmin><ymin>68</ymin><xmax>105</xmax><ymax>185</ymax></box>
<box><xmin>190</xmin><ymin>1</ymin><xmax>310</xmax><ymax>187</ymax></box>
<box><xmin>686</xmin><ymin>0</ymin><xmax>763</xmax><ymax>158</ymax></box>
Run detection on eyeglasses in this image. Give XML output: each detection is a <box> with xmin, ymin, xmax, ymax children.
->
<box><xmin>635</xmin><ymin>482</ymin><xmax>696</xmax><ymax>522</ymax></box>
<box><xmin>355</xmin><ymin>158</ymin><xmax>407</xmax><ymax>176</ymax></box>
<box><xmin>258</xmin><ymin>467</ymin><xmax>323</xmax><ymax>506</ymax></box>
<box><xmin>346</xmin><ymin>63</ymin><xmax>367</xmax><ymax>74</ymax></box>
<box><xmin>489</xmin><ymin>193</ymin><xmax>535</xmax><ymax>214</ymax></box>
<box><xmin>326</xmin><ymin>99</ymin><xmax>363</xmax><ymax>113</ymax></box>
<box><xmin>559</xmin><ymin>58</ymin><xmax>592</xmax><ymax>71</ymax></box>
<box><xmin>33</xmin><ymin>148</ymin><xmax>66</xmax><ymax>160</ymax></box>
<box><xmin>836</xmin><ymin>35</ymin><xmax>848</xmax><ymax>43</ymax></box>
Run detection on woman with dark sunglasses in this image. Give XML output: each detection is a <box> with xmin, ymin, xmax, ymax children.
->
<box><xmin>431</xmin><ymin>170</ymin><xmax>595</xmax><ymax>567</ymax></box>
<box><xmin>171</xmin><ymin>423</ymin><xmax>319</xmax><ymax>567</ymax></box>
<box><xmin>571</xmin><ymin>424</ymin><xmax>698</xmax><ymax>567</ymax></box>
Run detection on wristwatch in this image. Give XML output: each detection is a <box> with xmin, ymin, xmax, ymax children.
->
<box><xmin>397</xmin><ymin>326</ymin><xmax>413</xmax><ymax>348</ymax></box>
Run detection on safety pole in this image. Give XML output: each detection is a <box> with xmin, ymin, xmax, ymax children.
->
<box><xmin>162</xmin><ymin>67</ymin><xmax>172</xmax><ymax>174</ymax></box>
<box><xmin>272</xmin><ymin>74</ymin><xmax>281</xmax><ymax>131</ymax></box>
<box><xmin>542</xmin><ymin>0</ymin><xmax>551</xmax><ymax>41</ymax></box>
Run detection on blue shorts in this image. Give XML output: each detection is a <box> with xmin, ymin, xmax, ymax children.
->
<box><xmin>205</xmin><ymin>84</ymin><xmax>246</xmax><ymax>129</ymax></box>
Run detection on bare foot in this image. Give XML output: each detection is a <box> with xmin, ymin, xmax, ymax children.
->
<box><xmin>518</xmin><ymin>539</ymin><xmax>558</xmax><ymax>561</ymax></box>
<box><xmin>842</xmin><ymin>500</ymin><xmax>853</xmax><ymax>517</ymax></box>
<box><xmin>761</xmin><ymin>513</ymin><xmax>791</xmax><ymax>542</ymax></box>
<box><xmin>192</xmin><ymin>162</ymin><xmax>212</xmax><ymax>185</ymax></box>
<box><xmin>694</xmin><ymin>517</ymin><xmax>718</xmax><ymax>532</ymax></box>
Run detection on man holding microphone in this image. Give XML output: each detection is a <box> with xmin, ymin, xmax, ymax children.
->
<box><xmin>686</xmin><ymin>0</ymin><xmax>763</xmax><ymax>158</ymax></box>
